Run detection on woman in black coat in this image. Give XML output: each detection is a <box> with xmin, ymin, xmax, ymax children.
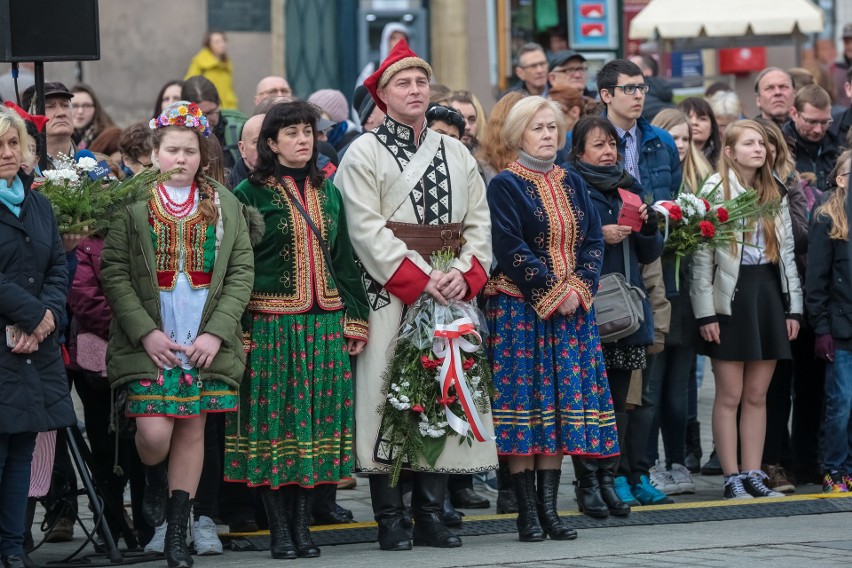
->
<box><xmin>566</xmin><ymin>116</ymin><xmax>664</xmax><ymax>516</ymax></box>
<box><xmin>0</xmin><ymin>106</ymin><xmax>76</xmax><ymax>568</ymax></box>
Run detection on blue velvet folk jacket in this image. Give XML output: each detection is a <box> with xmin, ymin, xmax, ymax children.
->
<box><xmin>485</xmin><ymin>162</ymin><xmax>603</xmax><ymax>319</ymax></box>
<box><xmin>580</xmin><ymin>173</ymin><xmax>664</xmax><ymax>346</ymax></box>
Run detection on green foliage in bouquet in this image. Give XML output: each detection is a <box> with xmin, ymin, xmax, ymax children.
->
<box><xmin>377</xmin><ymin>249</ymin><xmax>495</xmax><ymax>487</ymax></box>
<box><xmin>36</xmin><ymin>155</ymin><xmax>176</xmax><ymax>234</ymax></box>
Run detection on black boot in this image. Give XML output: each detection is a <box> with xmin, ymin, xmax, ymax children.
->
<box><xmin>684</xmin><ymin>421</ymin><xmax>703</xmax><ymax>473</ymax></box>
<box><xmin>441</xmin><ymin>493</ymin><xmax>464</xmax><ymax>527</ymax></box>
<box><xmin>509</xmin><ymin>470</ymin><xmax>544</xmax><ymax>542</ymax></box>
<box><xmin>411</xmin><ymin>472</ymin><xmax>462</xmax><ymax>548</ymax></box>
<box><xmin>597</xmin><ymin>457</ymin><xmax>630</xmax><ymax>517</ymax></box>
<box><xmin>535</xmin><ymin>470</ymin><xmax>577</xmax><ymax>540</ymax></box>
<box><xmin>572</xmin><ymin>457</ymin><xmax>609</xmax><ymax>519</ymax></box>
<box><xmin>259</xmin><ymin>488</ymin><xmax>296</xmax><ymax>560</ymax></box>
<box><xmin>496</xmin><ymin>461</ymin><xmax>518</xmax><ymax>514</ymax></box>
<box><xmin>142</xmin><ymin>460</ymin><xmax>169</xmax><ymax>527</ymax></box>
<box><xmin>291</xmin><ymin>488</ymin><xmax>320</xmax><ymax>558</ymax></box>
<box><xmin>369</xmin><ymin>475</ymin><xmax>412</xmax><ymax>551</ymax></box>
<box><xmin>164</xmin><ymin>490</ymin><xmax>193</xmax><ymax>568</ymax></box>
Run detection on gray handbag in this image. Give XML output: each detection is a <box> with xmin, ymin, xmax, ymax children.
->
<box><xmin>594</xmin><ymin>242</ymin><xmax>646</xmax><ymax>343</ymax></box>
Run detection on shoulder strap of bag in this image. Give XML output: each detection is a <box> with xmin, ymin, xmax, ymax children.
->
<box><xmin>372</xmin><ymin>129</ymin><xmax>442</xmax><ymax>220</ymax></box>
<box><xmin>283</xmin><ymin>188</ymin><xmax>343</xmax><ymax>302</ymax></box>
<box><xmin>623</xmin><ymin>239</ymin><xmax>631</xmax><ymax>283</ymax></box>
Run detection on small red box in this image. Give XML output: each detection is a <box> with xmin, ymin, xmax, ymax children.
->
<box><xmin>718</xmin><ymin>47</ymin><xmax>767</xmax><ymax>75</ymax></box>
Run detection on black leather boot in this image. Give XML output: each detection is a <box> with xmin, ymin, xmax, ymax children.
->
<box><xmin>597</xmin><ymin>457</ymin><xmax>630</xmax><ymax>517</ymax></box>
<box><xmin>164</xmin><ymin>490</ymin><xmax>193</xmax><ymax>568</ymax></box>
<box><xmin>510</xmin><ymin>470</ymin><xmax>545</xmax><ymax>542</ymax></box>
<box><xmin>259</xmin><ymin>488</ymin><xmax>296</xmax><ymax>560</ymax></box>
<box><xmin>572</xmin><ymin>457</ymin><xmax>609</xmax><ymax>519</ymax></box>
<box><xmin>411</xmin><ymin>472</ymin><xmax>462</xmax><ymax>548</ymax></box>
<box><xmin>535</xmin><ymin>469</ymin><xmax>577</xmax><ymax>540</ymax></box>
<box><xmin>369</xmin><ymin>475</ymin><xmax>412</xmax><ymax>551</ymax></box>
<box><xmin>684</xmin><ymin>421</ymin><xmax>702</xmax><ymax>473</ymax></box>
<box><xmin>291</xmin><ymin>488</ymin><xmax>320</xmax><ymax>558</ymax></box>
<box><xmin>142</xmin><ymin>460</ymin><xmax>169</xmax><ymax>527</ymax></box>
<box><xmin>496</xmin><ymin>460</ymin><xmax>518</xmax><ymax>514</ymax></box>
<box><xmin>441</xmin><ymin>493</ymin><xmax>464</xmax><ymax>527</ymax></box>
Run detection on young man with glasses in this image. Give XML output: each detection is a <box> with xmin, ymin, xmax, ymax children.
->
<box><xmin>784</xmin><ymin>84</ymin><xmax>839</xmax><ymax>191</ymax></box>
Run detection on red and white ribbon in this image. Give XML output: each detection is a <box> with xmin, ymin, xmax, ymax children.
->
<box><xmin>432</xmin><ymin>317</ymin><xmax>492</xmax><ymax>442</ymax></box>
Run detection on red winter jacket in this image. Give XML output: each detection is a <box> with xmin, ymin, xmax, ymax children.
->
<box><xmin>67</xmin><ymin>236</ymin><xmax>111</xmax><ymax>368</ymax></box>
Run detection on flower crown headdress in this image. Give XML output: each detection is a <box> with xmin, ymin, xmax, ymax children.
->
<box><xmin>149</xmin><ymin>100</ymin><xmax>211</xmax><ymax>138</ymax></box>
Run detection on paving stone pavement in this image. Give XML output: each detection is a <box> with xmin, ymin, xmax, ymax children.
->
<box><xmin>29</xmin><ymin>358</ymin><xmax>842</xmax><ymax>568</ymax></box>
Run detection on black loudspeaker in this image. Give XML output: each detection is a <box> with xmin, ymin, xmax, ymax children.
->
<box><xmin>0</xmin><ymin>0</ymin><xmax>100</xmax><ymax>62</ymax></box>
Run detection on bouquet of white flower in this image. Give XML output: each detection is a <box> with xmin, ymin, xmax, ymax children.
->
<box><xmin>35</xmin><ymin>154</ymin><xmax>174</xmax><ymax>234</ymax></box>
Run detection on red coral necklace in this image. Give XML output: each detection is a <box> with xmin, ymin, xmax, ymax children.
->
<box><xmin>158</xmin><ymin>183</ymin><xmax>196</xmax><ymax>217</ymax></box>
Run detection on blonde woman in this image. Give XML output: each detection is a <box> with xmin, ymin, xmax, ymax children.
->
<box><xmin>807</xmin><ymin>150</ymin><xmax>852</xmax><ymax>493</ymax></box>
<box><xmin>690</xmin><ymin>120</ymin><xmax>802</xmax><ymax>500</ymax></box>
<box><xmin>652</xmin><ymin>109</ymin><xmax>713</xmax><ymax>192</ymax></box>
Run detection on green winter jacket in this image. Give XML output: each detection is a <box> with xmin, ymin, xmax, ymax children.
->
<box><xmin>101</xmin><ymin>185</ymin><xmax>254</xmax><ymax>390</ymax></box>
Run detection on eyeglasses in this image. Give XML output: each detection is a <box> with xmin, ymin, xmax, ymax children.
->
<box><xmin>553</xmin><ymin>66</ymin><xmax>587</xmax><ymax>74</ymax></box>
<box><xmin>72</xmin><ymin>103</ymin><xmax>94</xmax><ymax>111</ymax></box>
<box><xmin>519</xmin><ymin>60</ymin><xmax>548</xmax><ymax>70</ymax></box>
<box><xmin>799</xmin><ymin>116</ymin><xmax>833</xmax><ymax>127</ymax></box>
<box><xmin>609</xmin><ymin>84</ymin><xmax>650</xmax><ymax>95</ymax></box>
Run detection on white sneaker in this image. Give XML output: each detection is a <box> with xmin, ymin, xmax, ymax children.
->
<box><xmin>669</xmin><ymin>463</ymin><xmax>696</xmax><ymax>494</ymax></box>
<box><xmin>192</xmin><ymin>515</ymin><xmax>223</xmax><ymax>556</ymax></box>
<box><xmin>649</xmin><ymin>463</ymin><xmax>681</xmax><ymax>495</ymax></box>
<box><xmin>144</xmin><ymin>522</ymin><xmax>166</xmax><ymax>554</ymax></box>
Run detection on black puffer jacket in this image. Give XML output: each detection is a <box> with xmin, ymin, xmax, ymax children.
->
<box><xmin>0</xmin><ymin>170</ymin><xmax>76</xmax><ymax>434</ymax></box>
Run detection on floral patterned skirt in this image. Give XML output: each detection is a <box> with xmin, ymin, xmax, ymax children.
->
<box><xmin>224</xmin><ymin>311</ymin><xmax>354</xmax><ymax>488</ymax></box>
<box><xmin>486</xmin><ymin>293</ymin><xmax>619</xmax><ymax>457</ymax></box>
<box><xmin>126</xmin><ymin>367</ymin><xmax>238</xmax><ymax>417</ymax></box>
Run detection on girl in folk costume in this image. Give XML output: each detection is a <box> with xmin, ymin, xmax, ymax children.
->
<box><xmin>224</xmin><ymin>101</ymin><xmax>370</xmax><ymax>560</ymax></box>
<box><xmin>336</xmin><ymin>39</ymin><xmax>495</xmax><ymax>551</ymax></box>
<box><xmin>101</xmin><ymin>101</ymin><xmax>253</xmax><ymax>568</ymax></box>
<box><xmin>690</xmin><ymin>120</ymin><xmax>802</xmax><ymax>500</ymax></box>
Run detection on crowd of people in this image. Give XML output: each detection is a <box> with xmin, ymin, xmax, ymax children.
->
<box><xmin>1</xmin><ymin>19</ymin><xmax>852</xmax><ymax>568</ymax></box>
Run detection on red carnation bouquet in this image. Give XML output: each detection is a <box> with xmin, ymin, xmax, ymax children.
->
<box><xmin>652</xmin><ymin>178</ymin><xmax>780</xmax><ymax>288</ymax></box>
<box><xmin>377</xmin><ymin>250</ymin><xmax>495</xmax><ymax>486</ymax></box>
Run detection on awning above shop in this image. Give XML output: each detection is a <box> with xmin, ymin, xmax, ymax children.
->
<box><xmin>630</xmin><ymin>0</ymin><xmax>824</xmax><ymax>45</ymax></box>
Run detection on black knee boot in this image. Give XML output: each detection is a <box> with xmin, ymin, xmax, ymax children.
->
<box><xmin>536</xmin><ymin>470</ymin><xmax>577</xmax><ymax>540</ymax></box>
<box><xmin>369</xmin><ymin>474</ymin><xmax>412</xmax><ymax>551</ymax></box>
<box><xmin>510</xmin><ymin>470</ymin><xmax>544</xmax><ymax>542</ymax></box>
<box><xmin>142</xmin><ymin>460</ymin><xmax>169</xmax><ymax>527</ymax></box>
<box><xmin>411</xmin><ymin>472</ymin><xmax>462</xmax><ymax>548</ymax></box>
<box><xmin>572</xmin><ymin>457</ymin><xmax>609</xmax><ymax>519</ymax></box>
<box><xmin>496</xmin><ymin>460</ymin><xmax>518</xmax><ymax>514</ymax></box>
<box><xmin>291</xmin><ymin>488</ymin><xmax>320</xmax><ymax>558</ymax></box>
<box><xmin>597</xmin><ymin>457</ymin><xmax>630</xmax><ymax>517</ymax></box>
<box><xmin>164</xmin><ymin>490</ymin><xmax>193</xmax><ymax>568</ymax></box>
<box><xmin>259</xmin><ymin>488</ymin><xmax>296</xmax><ymax>560</ymax></box>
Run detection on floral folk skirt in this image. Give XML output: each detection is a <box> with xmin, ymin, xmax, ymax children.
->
<box><xmin>224</xmin><ymin>311</ymin><xmax>354</xmax><ymax>488</ymax></box>
<box><xmin>126</xmin><ymin>367</ymin><xmax>237</xmax><ymax>417</ymax></box>
<box><xmin>486</xmin><ymin>294</ymin><xmax>619</xmax><ymax>457</ymax></box>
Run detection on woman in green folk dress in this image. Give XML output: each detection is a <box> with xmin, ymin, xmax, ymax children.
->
<box><xmin>224</xmin><ymin>101</ymin><xmax>370</xmax><ymax>560</ymax></box>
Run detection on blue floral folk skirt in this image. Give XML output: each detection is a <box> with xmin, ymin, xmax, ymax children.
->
<box><xmin>486</xmin><ymin>293</ymin><xmax>619</xmax><ymax>457</ymax></box>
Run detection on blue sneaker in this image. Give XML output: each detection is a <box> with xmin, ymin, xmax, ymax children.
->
<box><xmin>632</xmin><ymin>475</ymin><xmax>674</xmax><ymax>505</ymax></box>
<box><xmin>613</xmin><ymin>476</ymin><xmax>640</xmax><ymax>507</ymax></box>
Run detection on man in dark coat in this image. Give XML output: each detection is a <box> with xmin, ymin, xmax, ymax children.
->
<box><xmin>783</xmin><ymin>84</ymin><xmax>840</xmax><ymax>192</ymax></box>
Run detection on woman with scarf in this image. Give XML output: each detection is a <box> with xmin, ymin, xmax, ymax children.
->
<box><xmin>486</xmin><ymin>97</ymin><xmax>618</xmax><ymax>542</ymax></box>
<box><xmin>566</xmin><ymin>115</ymin><xmax>664</xmax><ymax>517</ymax></box>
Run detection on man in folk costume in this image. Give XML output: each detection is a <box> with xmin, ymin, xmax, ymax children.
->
<box><xmin>336</xmin><ymin>40</ymin><xmax>496</xmax><ymax>551</ymax></box>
